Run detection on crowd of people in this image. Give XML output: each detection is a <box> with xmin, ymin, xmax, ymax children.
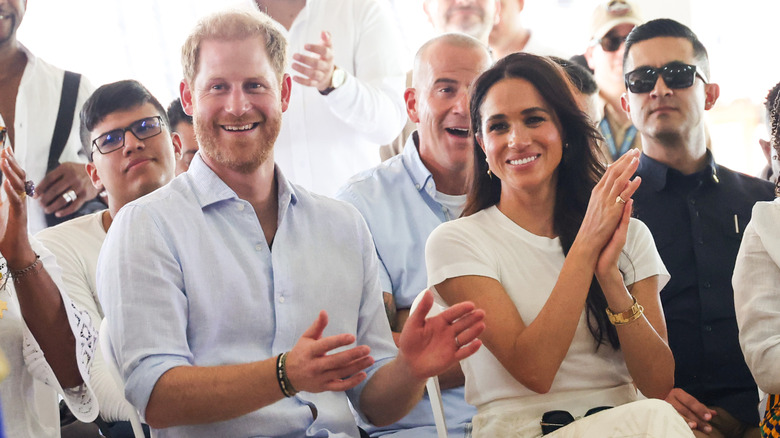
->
<box><xmin>1</xmin><ymin>0</ymin><xmax>779</xmax><ymax>437</ymax></box>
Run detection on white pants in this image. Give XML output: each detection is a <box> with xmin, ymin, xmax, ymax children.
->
<box><xmin>473</xmin><ymin>398</ymin><xmax>694</xmax><ymax>438</ymax></box>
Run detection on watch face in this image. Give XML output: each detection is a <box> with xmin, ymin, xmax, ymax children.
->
<box><xmin>332</xmin><ymin>67</ymin><xmax>347</xmax><ymax>88</ymax></box>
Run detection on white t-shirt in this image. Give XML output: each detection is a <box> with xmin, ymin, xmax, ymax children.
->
<box><xmin>426</xmin><ymin>206</ymin><xmax>669</xmax><ymax>417</ymax></box>
<box><xmin>36</xmin><ymin>211</ymin><xmax>138</xmax><ymax>423</ymax></box>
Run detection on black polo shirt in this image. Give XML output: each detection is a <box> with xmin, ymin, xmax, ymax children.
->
<box><xmin>633</xmin><ymin>152</ymin><xmax>774</xmax><ymax>425</ymax></box>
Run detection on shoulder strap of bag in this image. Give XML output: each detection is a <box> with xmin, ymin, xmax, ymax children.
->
<box><xmin>46</xmin><ymin>70</ymin><xmax>82</xmax><ymax>173</ymax></box>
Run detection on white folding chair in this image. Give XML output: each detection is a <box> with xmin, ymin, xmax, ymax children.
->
<box><xmin>99</xmin><ymin>318</ymin><xmax>146</xmax><ymax>438</ymax></box>
<box><xmin>410</xmin><ymin>290</ymin><xmax>448</xmax><ymax>438</ymax></box>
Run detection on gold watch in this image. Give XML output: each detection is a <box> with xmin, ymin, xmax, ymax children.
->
<box><xmin>320</xmin><ymin>66</ymin><xmax>346</xmax><ymax>95</ymax></box>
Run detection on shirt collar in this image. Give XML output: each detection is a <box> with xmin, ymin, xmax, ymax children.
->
<box><xmin>638</xmin><ymin>150</ymin><xmax>719</xmax><ymax>192</ymax></box>
<box><xmin>401</xmin><ymin>131</ymin><xmax>436</xmax><ymax>193</ymax></box>
<box><xmin>186</xmin><ymin>152</ymin><xmax>298</xmax><ymax>210</ymax></box>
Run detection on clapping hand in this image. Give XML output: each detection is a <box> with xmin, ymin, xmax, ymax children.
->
<box><xmin>292</xmin><ymin>31</ymin><xmax>336</xmax><ymax>92</ymax></box>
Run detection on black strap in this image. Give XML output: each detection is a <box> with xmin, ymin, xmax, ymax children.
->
<box><xmin>46</xmin><ymin>70</ymin><xmax>81</xmax><ymax>173</ymax></box>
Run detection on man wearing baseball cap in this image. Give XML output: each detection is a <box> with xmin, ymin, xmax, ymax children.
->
<box><xmin>584</xmin><ymin>0</ymin><xmax>643</xmax><ymax>163</ymax></box>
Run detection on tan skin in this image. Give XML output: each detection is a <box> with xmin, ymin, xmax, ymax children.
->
<box><xmin>434</xmin><ymin>78</ymin><xmax>674</xmax><ymax>401</ymax></box>
<box><xmin>141</xmin><ymin>36</ymin><xmax>487</xmax><ymax>429</ymax></box>
<box><xmin>0</xmin><ymin>147</ymin><xmax>82</xmax><ymax>388</ymax></box>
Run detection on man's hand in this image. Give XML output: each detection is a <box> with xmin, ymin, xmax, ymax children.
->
<box><xmin>292</xmin><ymin>31</ymin><xmax>336</xmax><ymax>92</ymax></box>
<box><xmin>665</xmin><ymin>387</ymin><xmax>717</xmax><ymax>433</ymax></box>
<box><xmin>285</xmin><ymin>310</ymin><xmax>375</xmax><ymax>393</ymax></box>
<box><xmin>0</xmin><ymin>147</ymin><xmax>34</xmax><ymax>267</ymax></box>
<box><xmin>397</xmin><ymin>290</ymin><xmax>485</xmax><ymax>381</ymax></box>
<box><xmin>35</xmin><ymin>161</ymin><xmax>100</xmax><ymax>217</ymax></box>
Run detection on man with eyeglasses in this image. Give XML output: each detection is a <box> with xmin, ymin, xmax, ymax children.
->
<box><xmin>37</xmin><ymin>79</ymin><xmax>179</xmax><ymax>437</ymax></box>
<box><xmin>622</xmin><ymin>19</ymin><xmax>773</xmax><ymax>438</ymax></box>
<box><xmin>583</xmin><ymin>0</ymin><xmax>642</xmax><ymax>164</ymax></box>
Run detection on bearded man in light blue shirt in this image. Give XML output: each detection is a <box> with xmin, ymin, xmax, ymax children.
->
<box><xmin>96</xmin><ymin>10</ymin><xmax>485</xmax><ymax>438</ymax></box>
<box><xmin>337</xmin><ymin>34</ymin><xmax>492</xmax><ymax>437</ymax></box>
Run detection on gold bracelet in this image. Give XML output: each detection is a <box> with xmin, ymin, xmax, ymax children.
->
<box><xmin>605</xmin><ymin>296</ymin><xmax>644</xmax><ymax>326</ymax></box>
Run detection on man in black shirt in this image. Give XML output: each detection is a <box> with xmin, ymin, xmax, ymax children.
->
<box><xmin>622</xmin><ymin>19</ymin><xmax>772</xmax><ymax>438</ymax></box>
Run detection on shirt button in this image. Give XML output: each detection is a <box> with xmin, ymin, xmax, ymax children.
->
<box><xmin>279</xmin><ymin>296</ymin><xmax>286</xmax><ymax>303</ymax></box>
<box><xmin>704</xmin><ymin>325</ymin><xmax>712</xmax><ymax>332</ymax></box>
<box><xmin>703</xmin><ymin>281</ymin><xmax>711</xmax><ymax>288</ymax></box>
<box><xmin>415</xmin><ymin>184</ymin><xmax>420</xmax><ymax>190</ymax></box>
<box><xmin>690</xmin><ymin>199</ymin><xmax>696</xmax><ymax>205</ymax></box>
<box><xmin>237</xmin><ymin>204</ymin><xmax>245</xmax><ymax>211</ymax></box>
<box><xmin>255</xmin><ymin>244</ymin><xmax>263</xmax><ymax>251</ymax></box>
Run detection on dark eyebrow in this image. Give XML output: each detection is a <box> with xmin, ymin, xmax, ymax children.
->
<box><xmin>484</xmin><ymin>107</ymin><xmax>551</xmax><ymax>124</ymax></box>
<box><xmin>432</xmin><ymin>78</ymin><xmax>458</xmax><ymax>87</ymax></box>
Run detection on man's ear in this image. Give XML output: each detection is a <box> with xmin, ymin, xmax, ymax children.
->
<box><xmin>704</xmin><ymin>83</ymin><xmax>720</xmax><ymax>111</ymax></box>
<box><xmin>584</xmin><ymin>46</ymin><xmax>595</xmax><ymax>70</ymax></box>
<box><xmin>280</xmin><ymin>73</ymin><xmax>292</xmax><ymax>112</ymax></box>
<box><xmin>422</xmin><ymin>0</ymin><xmax>434</xmax><ymax>25</ymax></box>
<box><xmin>405</xmin><ymin>88</ymin><xmax>419</xmax><ymax>123</ymax></box>
<box><xmin>492</xmin><ymin>0</ymin><xmax>501</xmax><ymax>26</ymax></box>
<box><xmin>180</xmin><ymin>81</ymin><xmax>194</xmax><ymax>116</ymax></box>
<box><xmin>621</xmin><ymin>93</ymin><xmax>630</xmax><ymax>115</ymax></box>
<box><xmin>85</xmin><ymin>162</ymin><xmax>104</xmax><ymax>192</ymax></box>
<box><xmin>171</xmin><ymin>132</ymin><xmax>183</xmax><ymax>158</ymax></box>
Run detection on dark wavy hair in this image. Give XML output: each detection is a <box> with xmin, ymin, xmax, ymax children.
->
<box><xmin>465</xmin><ymin>52</ymin><xmax>621</xmax><ymax>350</ymax></box>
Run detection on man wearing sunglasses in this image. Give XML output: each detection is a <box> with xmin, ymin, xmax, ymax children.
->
<box><xmin>623</xmin><ymin>19</ymin><xmax>773</xmax><ymax>438</ymax></box>
<box><xmin>36</xmin><ymin>79</ymin><xmax>179</xmax><ymax>437</ymax></box>
<box><xmin>584</xmin><ymin>0</ymin><xmax>642</xmax><ymax>164</ymax></box>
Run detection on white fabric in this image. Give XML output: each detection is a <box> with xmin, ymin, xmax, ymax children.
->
<box><xmin>474</xmin><ymin>398</ymin><xmax>693</xmax><ymax>438</ymax></box>
<box><xmin>266</xmin><ymin>0</ymin><xmax>409</xmax><ymax>196</ymax></box>
<box><xmin>734</xmin><ymin>198</ymin><xmax>780</xmax><ymax>395</ymax></box>
<box><xmin>3</xmin><ymin>46</ymin><xmax>95</xmax><ymax>234</ymax></box>
<box><xmin>36</xmin><ymin>211</ymin><xmax>138</xmax><ymax>423</ymax></box>
<box><xmin>433</xmin><ymin>191</ymin><xmax>466</xmax><ymax>221</ymax></box>
<box><xmin>425</xmin><ymin>206</ymin><xmax>669</xmax><ymax>434</ymax></box>
<box><xmin>0</xmin><ymin>235</ymin><xmax>98</xmax><ymax>438</ymax></box>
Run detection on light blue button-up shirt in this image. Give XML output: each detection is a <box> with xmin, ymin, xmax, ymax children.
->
<box><xmin>337</xmin><ymin>132</ymin><xmax>476</xmax><ymax>437</ymax></box>
<box><xmin>97</xmin><ymin>154</ymin><xmax>397</xmax><ymax>438</ymax></box>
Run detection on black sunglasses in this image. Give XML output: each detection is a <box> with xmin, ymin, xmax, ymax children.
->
<box><xmin>595</xmin><ymin>33</ymin><xmax>628</xmax><ymax>52</ymax></box>
<box><xmin>540</xmin><ymin>406</ymin><xmax>612</xmax><ymax>435</ymax></box>
<box><xmin>625</xmin><ymin>62</ymin><xmax>708</xmax><ymax>94</ymax></box>
<box><xmin>91</xmin><ymin>116</ymin><xmax>165</xmax><ymax>155</ymax></box>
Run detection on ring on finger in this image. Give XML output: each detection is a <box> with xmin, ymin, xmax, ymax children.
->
<box><xmin>25</xmin><ymin>180</ymin><xmax>35</xmax><ymax>197</ymax></box>
<box><xmin>62</xmin><ymin>189</ymin><xmax>77</xmax><ymax>204</ymax></box>
<box><xmin>455</xmin><ymin>336</ymin><xmax>461</xmax><ymax>349</ymax></box>
<box><xmin>616</xmin><ymin>195</ymin><xmax>627</xmax><ymax>205</ymax></box>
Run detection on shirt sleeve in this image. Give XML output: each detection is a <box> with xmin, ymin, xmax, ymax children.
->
<box><xmin>97</xmin><ymin>203</ymin><xmax>193</xmax><ymax>419</ymax></box>
<box><xmin>621</xmin><ymin>218</ymin><xmax>670</xmax><ymax>292</ymax></box>
<box><xmin>733</xmin><ymin>201</ymin><xmax>780</xmax><ymax>394</ymax></box>
<box><xmin>425</xmin><ymin>218</ymin><xmax>498</xmax><ymax>288</ymax></box>
<box><xmin>21</xmin><ymin>236</ymin><xmax>98</xmax><ymax>422</ymax></box>
<box><xmin>323</xmin><ymin>0</ymin><xmax>408</xmax><ymax>145</ymax></box>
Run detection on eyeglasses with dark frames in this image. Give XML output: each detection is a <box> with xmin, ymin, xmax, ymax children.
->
<box><xmin>91</xmin><ymin>116</ymin><xmax>165</xmax><ymax>155</ymax></box>
<box><xmin>624</xmin><ymin>62</ymin><xmax>709</xmax><ymax>94</ymax></box>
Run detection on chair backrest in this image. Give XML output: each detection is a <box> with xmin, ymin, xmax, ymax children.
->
<box><xmin>99</xmin><ymin>318</ymin><xmax>146</xmax><ymax>438</ymax></box>
<box><xmin>410</xmin><ymin>290</ymin><xmax>448</xmax><ymax>438</ymax></box>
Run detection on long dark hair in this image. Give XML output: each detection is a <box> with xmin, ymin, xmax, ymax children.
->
<box><xmin>465</xmin><ymin>53</ymin><xmax>620</xmax><ymax>350</ymax></box>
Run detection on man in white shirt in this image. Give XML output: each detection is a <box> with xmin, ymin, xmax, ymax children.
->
<box><xmin>37</xmin><ymin>79</ymin><xmax>179</xmax><ymax>435</ymax></box>
<box><xmin>423</xmin><ymin>0</ymin><xmax>499</xmax><ymax>46</ymax></box>
<box><xmin>252</xmin><ymin>0</ymin><xmax>408</xmax><ymax>196</ymax></box>
<box><xmin>0</xmin><ymin>0</ymin><xmax>98</xmax><ymax>234</ymax></box>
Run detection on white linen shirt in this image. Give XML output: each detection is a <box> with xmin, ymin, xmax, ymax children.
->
<box><xmin>97</xmin><ymin>155</ymin><xmax>397</xmax><ymax>438</ymax></box>
<box><xmin>0</xmin><ymin>236</ymin><xmax>98</xmax><ymax>438</ymax></box>
<box><xmin>267</xmin><ymin>0</ymin><xmax>409</xmax><ymax>196</ymax></box>
<box><xmin>4</xmin><ymin>46</ymin><xmax>95</xmax><ymax>234</ymax></box>
<box><xmin>733</xmin><ymin>198</ymin><xmax>780</xmax><ymax>395</ymax></box>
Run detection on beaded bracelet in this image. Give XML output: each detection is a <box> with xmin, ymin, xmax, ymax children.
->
<box><xmin>276</xmin><ymin>352</ymin><xmax>298</xmax><ymax>398</ymax></box>
<box><xmin>10</xmin><ymin>254</ymin><xmax>42</xmax><ymax>283</ymax></box>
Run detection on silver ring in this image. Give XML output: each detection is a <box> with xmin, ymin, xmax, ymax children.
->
<box><xmin>455</xmin><ymin>336</ymin><xmax>461</xmax><ymax>349</ymax></box>
<box><xmin>616</xmin><ymin>195</ymin><xmax>626</xmax><ymax>205</ymax></box>
<box><xmin>62</xmin><ymin>189</ymin><xmax>77</xmax><ymax>204</ymax></box>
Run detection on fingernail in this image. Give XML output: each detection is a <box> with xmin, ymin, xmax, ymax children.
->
<box><xmin>704</xmin><ymin>413</ymin><xmax>711</xmax><ymax>420</ymax></box>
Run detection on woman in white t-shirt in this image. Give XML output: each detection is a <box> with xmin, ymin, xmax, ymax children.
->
<box><xmin>425</xmin><ymin>53</ymin><xmax>692</xmax><ymax>438</ymax></box>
